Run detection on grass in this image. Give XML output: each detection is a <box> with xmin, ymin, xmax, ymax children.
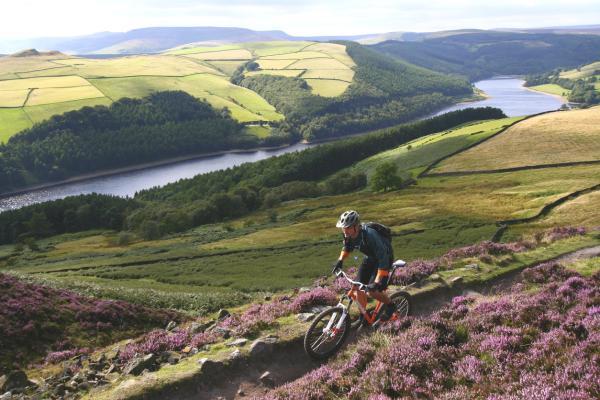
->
<box><xmin>0</xmin><ymin>89</ymin><xmax>29</xmax><ymax>107</ymax></box>
<box><xmin>0</xmin><ymin>75</ymin><xmax>91</xmax><ymax>90</ymax></box>
<box><xmin>305</xmin><ymin>79</ymin><xmax>350</xmax><ymax>97</ymax></box>
<box><xmin>0</xmin><ymin>108</ymin><xmax>31</xmax><ymax>143</ymax></box>
<box><xmin>245</xmin><ymin>69</ymin><xmax>303</xmax><ymax>78</ymax></box>
<box><xmin>89</xmin><ymin>75</ymin><xmax>282</xmax><ymax>122</ymax></box>
<box><xmin>434</xmin><ymin>107</ymin><xmax>600</xmax><ymax>173</ymax></box>
<box><xmin>287</xmin><ymin>58</ymin><xmax>350</xmax><ymax>70</ymax></box>
<box><xmin>52</xmin><ymin>55</ymin><xmax>221</xmax><ymax>78</ymax></box>
<box><xmin>262</xmin><ymin>51</ymin><xmax>331</xmax><ymax>60</ymax></box>
<box><xmin>302</xmin><ymin>69</ymin><xmax>354</xmax><ymax>81</ymax></box>
<box><xmin>244</xmin><ymin>125</ymin><xmax>271</xmax><ymax>138</ymax></box>
<box><xmin>567</xmin><ymin>256</ymin><xmax>600</xmax><ymax>277</ymax></box>
<box><xmin>529</xmin><ymin>83</ymin><xmax>571</xmax><ymax>98</ymax></box>
<box><xmin>354</xmin><ymin>117</ymin><xmax>523</xmax><ymax>180</ymax></box>
<box><xmin>24</xmin><ymin>97</ymin><xmax>113</xmax><ymax>123</ymax></box>
<box><xmin>26</xmin><ymin>86</ymin><xmax>105</xmax><ymax>106</ymax></box>
<box><xmin>184</xmin><ymin>49</ymin><xmax>252</xmax><ymax>60</ymax></box>
<box><xmin>560</xmin><ymin>61</ymin><xmax>600</xmax><ymax>79</ymax></box>
<box><xmin>204</xmin><ymin>60</ymin><xmax>247</xmax><ymax>75</ymax></box>
<box><xmin>0</xmin><ymin>56</ymin><xmax>70</xmax><ymax>75</ymax></box>
<box><xmin>256</xmin><ymin>59</ymin><xmax>296</xmax><ymax>70</ymax></box>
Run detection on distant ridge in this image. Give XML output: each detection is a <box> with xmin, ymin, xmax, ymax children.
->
<box><xmin>10</xmin><ymin>49</ymin><xmax>66</xmax><ymax>57</ymax></box>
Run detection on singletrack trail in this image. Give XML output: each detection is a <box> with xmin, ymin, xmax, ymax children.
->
<box><xmin>167</xmin><ymin>245</ymin><xmax>600</xmax><ymax>400</ymax></box>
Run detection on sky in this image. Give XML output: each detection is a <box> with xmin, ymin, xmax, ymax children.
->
<box><xmin>3</xmin><ymin>0</ymin><xmax>600</xmax><ymax>39</ymax></box>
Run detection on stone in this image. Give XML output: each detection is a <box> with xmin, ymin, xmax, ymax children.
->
<box><xmin>189</xmin><ymin>322</ymin><xmax>207</xmax><ymax>334</ymax></box>
<box><xmin>198</xmin><ymin>358</ymin><xmax>223</xmax><ymax>376</ymax></box>
<box><xmin>297</xmin><ymin>313</ymin><xmax>315</xmax><ymax>322</ymax></box>
<box><xmin>299</xmin><ymin>287</ymin><xmax>311</xmax><ymax>293</ymax></box>
<box><xmin>181</xmin><ymin>346</ymin><xmax>192</xmax><ymax>354</ymax></box>
<box><xmin>249</xmin><ymin>340</ymin><xmax>274</xmax><ymax>359</ymax></box>
<box><xmin>450</xmin><ymin>276</ymin><xmax>464</xmax><ymax>285</ymax></box>
<box><xmin>429</xmin><ymin>274</ymin><xmax>442</xmax><ymax>281</ymax></box>
<box><xmin>309</xmin><ymin>305</ymin><xmax>328</xmax><ymax>314</ymax></box>
<box><xmin>259</xmin><ymin>371</ymin><xmax>275</xmax><ymax>388</ymax></box>
<box><xmin>54</xmin><ymin>383</ymin><xmax>66</xmax><ymax>396</ymax></box>
<box><xmin>263</xmin><ymin>296</ymin><xmax>272</xmax><ymax>301</ymax></box>
<box><xmin>0</xmin><ymin>370</ymin><xmax>30</xmax><ymax>392</ymax></box>
<box><xmin>237</xmin><ymin>388</ymin><xmax>246</xmax><ymax>396</ymax></box>
<box><xmin>212</xmin><ymin>326</ymin><xmax>232</xmax><ymax>339</ymax></box>
<box><xmin>226</xmin><ymin>338</ymin><xmax>248</xmax><ymax>347</ymax></box>
<box><xmin>105</xmin><ymin>364</ymin><xmax>117</xmax><ymax>375</ymax></box>
<box><xmin>123</xmin><ymin>354</ymin><xmax>157</xmax><ymax>376</ymax></box>
<box><xmin>165</xmin><ymin>321</ymin><xmax>177</xmax><ymax>331</ymax></box>
<box><xmin>464</xmin><ymin>263</ymin><xmax>480</xmax><ymax>271</ymax></box>
<box><xmin>217</xmin><ymin>309</ymin><xmax>230</xmax><ymax>320</ymax></box>
<box><xmin>0</xmin><ymin>392</ymin><xmax>11</xmax><ymax>400</ymax></box>
<box><xmin>229</xmin><ymin>349</ymin><xmax>242</xmax><ymax>360</ymax></box>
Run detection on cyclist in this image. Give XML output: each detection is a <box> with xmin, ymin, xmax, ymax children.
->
<box><xmin>331</xmin><ymin>210</ymin><xmax>396</xmax><ymax>321</ymax></box>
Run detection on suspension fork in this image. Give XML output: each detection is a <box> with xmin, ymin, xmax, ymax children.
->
<box><xmin>324</xmin><ymin>300</ymin><xmax>350</xmax><ymax>333</ymax></box>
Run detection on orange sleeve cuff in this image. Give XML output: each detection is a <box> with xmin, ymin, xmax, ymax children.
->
<box><xmin>375</xmin><ymin>269</ymin><xmax>389</xmax><ymax>281</ymax></box>
<box><xmin>340</xmin><ymin>250</ymin><xmax>350</xmax><ymax>260</ymax></box>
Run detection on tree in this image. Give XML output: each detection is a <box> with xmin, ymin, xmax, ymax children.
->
<box><xmin>25</xmin><ymin>211</ymin><xmax>52</xmax><ymax>238</ymax></box>
<box><xmin>371</xmin><ymin>162</ymin><xmax>403</xmax><ymax>192</ymax></box>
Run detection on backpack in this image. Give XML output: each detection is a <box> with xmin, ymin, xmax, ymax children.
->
<box><xmin>363</xmin><ymin>222</ymin><xmax>392</xmax><ymax>242</ymax></box>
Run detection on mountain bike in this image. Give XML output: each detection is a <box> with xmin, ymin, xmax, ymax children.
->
<box><xmin>304</xmin><ymin>260</ymin><xmax>412</xmax><ymax>360</ymax></box>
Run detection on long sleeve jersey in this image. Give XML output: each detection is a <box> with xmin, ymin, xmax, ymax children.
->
<box><xmin>342</xmin><ymin>224</ymin><xmax>392</xmax><ymax>270</ymax></box>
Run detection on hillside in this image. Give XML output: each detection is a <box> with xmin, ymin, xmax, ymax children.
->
<box><xmin>1</xmin><ymin>105</ymin><xmax>599</xmax><ymax>398</ymax></box>
<box><xmin>372</xmin><ymin>31</ymin><xmax>600</xmax><ymax>81</ymax></box>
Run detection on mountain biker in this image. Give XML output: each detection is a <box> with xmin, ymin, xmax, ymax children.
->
<box><xmin>332</xmin><ymin>210</ymin><xmax>396</xmax><ymax>321</ymax></box>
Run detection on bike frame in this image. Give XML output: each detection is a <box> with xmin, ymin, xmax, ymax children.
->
<box><xmin>333</xmin><ymin>267</ymin><xmax>401</xmax><ymax>327</ymax></box>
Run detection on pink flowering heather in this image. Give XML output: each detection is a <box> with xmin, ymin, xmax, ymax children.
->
<box><xmin>0</xmin><ymin>273</ymin><xmax>183</xmax><ymax>373</ymax></box>
<box><xmin>261</xmin><ymin>262</ymin><xmax>600</xmax><ymax>399</ymax></box>
<box><xmin>45</xmin><ymin>348</ymin><xmax>90</xmax><ymax>364</ymax></box>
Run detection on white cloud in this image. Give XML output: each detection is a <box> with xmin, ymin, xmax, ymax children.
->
<box><xmin>2</xmin><ymin>0</ymin><xmax>599</xmax><ymax>38</ymax></box>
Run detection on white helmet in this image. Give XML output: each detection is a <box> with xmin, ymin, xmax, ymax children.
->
<box><xmin>336</xmin><ymin>210</ymin><xmax>360</xmax><ymax>228</ymax></box>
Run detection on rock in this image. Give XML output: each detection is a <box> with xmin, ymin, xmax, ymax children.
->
<box><xmin>198</xmin><ymin>358</ymin><xmax>223</xmax><ymax>376</ymax></box>
<box><xmin>123</xmin><ymin>354</ymin><xmax>157</xmax><ymax>376</ymax></box>
<box><xmin>165</xmin><ymin>321</ymin><xmax>177</xmax><ymax>331</ymax></box>
<box><xmin>217</xmin><ymin>309</ymin><xmax>230</xmax><ymax>320</ymax></box>
<box><xmin>189</xmin><ymin>322</ymin><xmax>209</xmax><ymax>334</ymax></box>
<box><xmin>450</xmin><ymin>276</ymin><xmax>464</xmax><ymax>285</ymax></box>
<box><xmin>54</xmin><ymin>383</ymin><xmax>66</xmax><ymax>396</ymax></box>
<box><xmin>297</xmin><ymin>313</ymin><xmax>315</xmax><ymax>322</ymax></box>
<box><xmin>104</xmin><ymin>348</ymin><xmax>120</xmax><ymax>363</ymax></box>
<box><xmin>249</xmin><ymin>340</ymin><xmax>274</xmax><ymax>359</ymax></box>
<box><xmin>212</xmin><ymin>326</ymin><xmax>232</xmax><ymax>339</ymax></box>
<box><xmin>237</xmin><ymin>388</ymin><xmax>246</xmax><ymax>396</ymax></box>
<box><xmin>226</xmin><ymin>338</ymin><xmax>248</xmax><ymax>347</ymax></box>
<box><xmin>263</xmin><ymin>295</ymin><xmax>272</xmax><ymax>301</ymax></box>
<box><xmin>464</xmin><ymin>263</ymin><xmax>480</xmax><ymax>271</ymax></box>
<box><xmin>78</xmin><ymin>381</ymin><xmax>90</xmax><ymax>390</ymax></box>
<box><xmin>181</xmin><ymin>346</ymin><xmax>192</xmax><ymax>354</ymax></box>
<box><xmin>259</xmin><ymin>371</ymin><xmax>275</xmax><ymax>387</ymax></box>
<box><xmin>105</xmin><ymin>364</ymin><xmax>118</xmax><ymax>374</ymax></box>
<box><xmin>309</xmin><ymin>305</ymin><xmax>328</xmax><ymax>314</ymax></box>
<box><xmin>299</xmin><ymin>287</ymin><xmax>311</xmax><ymax>293</ymax></box>
<box><xmin>0</xmin><ymin>370</ymin><xmax>31</xmax><ymax>392</ymax></box>
<box><xmin>264</xmin><ymin>334</ymin><xmax>279</xmax><ymax>342</ymax></box>
<box><xmin>229</xmin><ymin>349</ymin><xmax>242</xmax><ymax>360</ymax></box>
<box><xmin>429</xmin><ymin>274</ymin><xmax>441</xmax><ymax>281</ymax></box>
<box><xmin>0</xmin><ymin>392</ymin><xmax>11</xmax><ymax>400</ymax></box>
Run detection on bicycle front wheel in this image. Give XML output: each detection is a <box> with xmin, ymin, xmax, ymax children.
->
<box><xmin>390</xmin><ymin>290</ymin><xmax>412</xmax><ymax>318</ymax></box>
<box><xmin>304</xmin><ymin>307</ymin><xmax>350</xmax><ymax>360</ymax></box>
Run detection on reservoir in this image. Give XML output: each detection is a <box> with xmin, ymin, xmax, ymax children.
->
<box><xmin>0</xmin><ymin>77</ymin><xmax>565</xmax><ymax>212</ymax></box>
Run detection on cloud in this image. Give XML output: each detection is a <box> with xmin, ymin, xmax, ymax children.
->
<box><xmin>2</xmin><ymin>0</ymin><xmax>600</xmax><ymax>38</ymax></box>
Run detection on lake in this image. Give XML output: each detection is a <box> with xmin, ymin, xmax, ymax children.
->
<box><xmin>0</xmin><ymin>77</ymin><xmax>565</xmax><ymax>212</ymax></box>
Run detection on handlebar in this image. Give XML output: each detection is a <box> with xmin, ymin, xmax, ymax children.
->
<box><xmin>334</xmin><ymin>269</ymin><xmax>369</xmax><ymax>291</ymax></box>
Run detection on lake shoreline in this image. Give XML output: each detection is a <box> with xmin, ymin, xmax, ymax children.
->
<box><xmin>0</xmin><ymin>143</ymin><xmax>296</xmax><ymax>200</ymax></box>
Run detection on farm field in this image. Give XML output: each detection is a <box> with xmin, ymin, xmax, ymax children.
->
<box><xmin>3</xmin><ymin>111</ymin><xmax>600</xmax><ymax>315</ymax></box>
<box><xmin>0</xmin><ymin>108</ymin><xmax>31</xmax><ymax>142</ymax></box>
<box><xmin>433</xmin><ymin>106</ymin><xmax>600</xmax><ymax>173</ymax></box>
<box><xmin>529</xmin><ymin>83</ymin><xmax>571</xmax><ymax>98</ymax></box>
<box><xmin>172</xmin><ymin>41</ymin><xmax>356</xmax><ymax>97</ymax></box>
<box><xmin>560</xmin><ymin>60</ymin><xmax>600</xmax><ymax>79</ymax></box>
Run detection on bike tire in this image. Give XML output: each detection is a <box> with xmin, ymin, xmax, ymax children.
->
<box><xmin>389</xmin><ymin>290</ymin><xmax>412</xmax><ymax>318</ymax></box>
<box><xmin>304</xmin><ymin>306</ymin><xmax>351</xmax><ymax>360</ymax></box>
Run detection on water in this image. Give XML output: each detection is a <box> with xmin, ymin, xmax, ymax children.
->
<box><xmin>0</xmin><ymin>77</ymin><xmax>565</xmax><ymax>212</ymax></box>
<box><xmin>434</xmin><ymin>76</ymin><xmax>565</xmax><ymax>117</ymax></box>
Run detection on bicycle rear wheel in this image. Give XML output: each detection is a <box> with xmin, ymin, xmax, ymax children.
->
<box><xmin>390</xmin><ymin>290</ymin><xmax>412</xmax><ymax>318</ymax></box>
<box><xmin>304</xmin><ymin>307</ymin><xmax>350</xmax><ymax>360</ymax></box>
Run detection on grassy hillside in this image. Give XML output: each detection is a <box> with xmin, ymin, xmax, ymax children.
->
<box><xmin>3</xmin><ymin>108</ymin><xmax>599</xmax><ymax>316</ymax></box>
<box><xmin>372</xmin><ymin>31</ymin><xmax>600</xmax><ymax>81</ymax></box>
<box><xmin>433</xmin><ymin>107</ymin><xmax>600</xmax><ymax>173</ymax></box>
<box><xmin>0</xmin><ymin>50</ymin><xmax>284</xmax><ymax>142</ymax></box>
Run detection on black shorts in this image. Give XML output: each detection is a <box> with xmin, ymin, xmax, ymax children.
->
<box><xmin>357</xmin><ymin>256</ymin><xmax>392</xmax><ymax>289</ymax></box>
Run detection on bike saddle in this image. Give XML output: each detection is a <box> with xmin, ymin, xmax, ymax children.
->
<box><xmin>392</xmin><ymin>259</ymin><xmax>406</xmax><ymax>268</ymax></box>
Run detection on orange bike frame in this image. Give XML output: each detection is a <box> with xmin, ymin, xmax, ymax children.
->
<box><xmin>346</xmin><ymin>285</ymin><xmax>395</xmax><ymax>325</ymax></box>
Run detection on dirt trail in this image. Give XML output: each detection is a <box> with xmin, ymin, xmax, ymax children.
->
<box><xmin>164</xmin><ymin>245</ymin><xmax>600</xmax><ymax>400</ymax></box>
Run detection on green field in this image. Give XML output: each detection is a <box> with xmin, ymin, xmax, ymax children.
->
<box><xmin>3</xmin><ymin>111</ymin><xmax>600</xmax><ymax>313</ymax></box>
<box><xmin>434</xmin><ymin>107</ymin><xmax>600</xmax><ymax>172</ymax></box>
<box><xmin>305</xmin><ymin>79</ymin><xmax>353</xmax><ymax>97</ymax></box>
<box><xmin>23</xmin><ymin>97</ymin><xmax>113</xmax><ymax>123</ymax></box>
<box><xmin>0</xmin><ymin>108</ymin><xmax>31</xmax><ymax>142</ymax></box>
<box><xmin>560</xmin><ymin>60</ymin><xmax>600</xmax><ymax>79</ymax></box>
<box><xmin>0</xmin><ymin>89</ymin><xmax>29</xmax><ymax>107</ymax></box>
<box><xmin>529</xmin><ymin>83</ymin><xmax>571</xmax><ymax>98</ymax></box>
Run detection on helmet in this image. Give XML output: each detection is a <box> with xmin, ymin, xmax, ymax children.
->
<box><xmin>336</xmin><ymin>210</ymin><xmax>360</xmax><ymax>228</ymax></box>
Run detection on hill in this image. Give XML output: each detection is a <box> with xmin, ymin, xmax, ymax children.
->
<box><xmin>372</xmin><ymin>31</ymin><xmax>600</xmax><ymax>80</ymax></box>
<box><xmin>1</xmin><ymin>105</ymin><xmax>599</xmax><ymax>398</ymax></box>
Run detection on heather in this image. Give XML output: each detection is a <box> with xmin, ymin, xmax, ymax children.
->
<box><xmin>264</xmin><ymin>262</ymin><xmax>599</xmax><ymax>399</ymax></box>
<box><xmin>0</xmin><ymin>273</ymin><xmax>183</xmax><ymax>374</ymax></box>
<box><xmin>390</xmin><ymin>226</ymin><xmax>586</xmax><ymax>285</ymax></box>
